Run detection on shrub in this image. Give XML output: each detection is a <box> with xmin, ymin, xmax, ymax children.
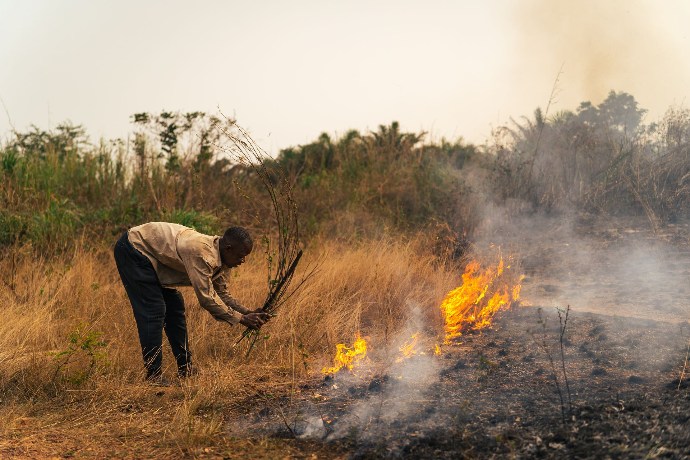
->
<box><xmin>163</xmin><ymin>208</ymin><xmax>220</xmax><ymax>235</ymax></box>
<box><xmin>0</xmin><ymin>211</ymin><xmax>25</xmax><ymax>246</ymax></box>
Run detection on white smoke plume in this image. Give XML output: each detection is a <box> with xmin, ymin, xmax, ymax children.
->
<box><xmin>297</xmin><ymin>301</ymin><xmax>444</xmax><ymax>442</ymax></box>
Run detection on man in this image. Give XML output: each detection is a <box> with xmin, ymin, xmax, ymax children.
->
<box><xmin>113</xmin><ymin>222</ymin><xmax>269</xmax><ymax>382</ymax></box>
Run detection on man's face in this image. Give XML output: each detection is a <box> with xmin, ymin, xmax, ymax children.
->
<box><xmin>221</xmin><ymin>243</ymin><xmax>251</xmax><ymax>268</ymax></box>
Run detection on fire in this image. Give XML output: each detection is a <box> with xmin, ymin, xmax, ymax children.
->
<box><xmin>394</xmin><ymin>333</ymin><xmax>421</xmax><ymax>363</ymax></box>
<box><xmin>399</xmin><ymin>333</ymin><xmax>419</xmax><ymax>358</ymax></box>
<box><xmin>440</xmin><ymin>256</ymin><xmax>522</xmax><ymax>342</ymax></box>
<box><xmin>322</xmin><ymin>335</ymin><xmax>368</xmax><ymax>375</ymax></box>
<box><xmin>512</xmin><ymin>279</ymin><xmax>523</xmax><ymax>301</ymax></box>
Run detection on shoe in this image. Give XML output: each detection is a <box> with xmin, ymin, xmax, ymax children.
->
<box><xmin>178</xmin><ymin>364</ymin><xmax>199</xmax><ymax>378</ymax></box>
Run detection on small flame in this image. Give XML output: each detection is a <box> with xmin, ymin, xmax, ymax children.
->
<box><xmin>440</xmin><ymin>256</ymin><xmax>522</xmax><ymax>342</ymax></box>
<box><xmin>400</xmin><ymin>333</ymin><xmax>419</xmax><ymax>358</ymax></box>
<box><xmin>395</xmin><ymin>333</ymin><xmax>420</xmax><ymax>362</ymax></box>
<box><xmin>512</xmin><ymin>276</ymin><xmax>525</xmax><ymax>301</ymax></box>
<box><xmin>322</xmin><ymin>335</ymin><xmax>367</xmax><ymax>375</ymax></box>
<box><xmin>434</xmin><ymin>344</ymin><xmax>442</xmax><ymax>355</ymax></box>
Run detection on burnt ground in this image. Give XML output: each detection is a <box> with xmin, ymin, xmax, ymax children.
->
<box><xmin>234</xmin><ymin>218</ymin><xmax>690</xmax><ymax>459</ymax></box>
<box><xmin>239</xmin><ymin>307</ymin><xmax>690</xmax><ymax>459</ymax></box>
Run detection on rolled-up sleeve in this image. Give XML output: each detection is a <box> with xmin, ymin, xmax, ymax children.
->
<box><xmin>180</xmin><ymin>246</ymin><xmax>243</xmax><ymax>325</ymax></box>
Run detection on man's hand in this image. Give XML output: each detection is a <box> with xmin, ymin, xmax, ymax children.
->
<box><xmin>240</xmin><ymin>312</ymin><xmax>271</xmax><ymax>329</ymax></box>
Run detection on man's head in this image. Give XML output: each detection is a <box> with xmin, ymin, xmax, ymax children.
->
<box><xmin>219</xmin><ymin>226</ymin><xmax>253</xmax><ymax>268</ymax></box>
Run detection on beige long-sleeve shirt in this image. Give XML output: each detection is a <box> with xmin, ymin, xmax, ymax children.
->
<box><xmin>127</xmin><ymin>222</ymin><xmax>249</xmax><ymax>325</ymax></box>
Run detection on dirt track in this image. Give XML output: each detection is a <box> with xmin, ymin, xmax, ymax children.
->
<box><xmin>520</xmin><ymin>217</ymin><xmax>690</xmax><ymax>325</ymax></box>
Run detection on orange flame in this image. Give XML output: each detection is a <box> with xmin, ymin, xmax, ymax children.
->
<box><xmin>399</xmin><ymin>333</ymin><xmax>419</xmax><ymax>358</ymax></box>
<box><xmin>322</xmin><ymin>335</ymin><xmax>368</xmax><ymax>375</ymax></box>
<box><xmin>440</xmin><ymin>257</ymin><xmax>522</xmax><ymax>342</ymax></box>
<box><xmin>512</xmin><ymin>278</ymin><xmax>524</xmax><ymax>301</ymax></box>
<box><xmin>395</xmin><ymin>333</ymin><xmax>421</xmax><ymax>363</ymax></box>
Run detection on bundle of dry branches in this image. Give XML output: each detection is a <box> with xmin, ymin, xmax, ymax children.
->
<box><xmin>218</xmin><ymin>120</ymin><xmax>309</xmax><ymax>354</ymax></box>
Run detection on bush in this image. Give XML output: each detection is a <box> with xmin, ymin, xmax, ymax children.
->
<box><xmin>27</xmin><ymin>199</ymin><xmax>83</xmax><ymax>252</ymax></box>
<box><xmin>0</xmin><ymin>211</ymin><xmax>25</xmax><ymax>246</ymax></box>
<box><xmin>163</xmin><ymin>208</ymin><xmax>220</xmax><ymax>235</ymax></box>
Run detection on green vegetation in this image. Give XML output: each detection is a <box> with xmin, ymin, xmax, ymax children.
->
<box><xmin>0</xmin><ymin>115</ymin><xmax>478</xmax><ymax>253</ymax></box>
<box><xmin>52</xmin><ymin>323</ymin><xmax>108</xmax><ymax>385</ymax></box>
<box><xmin>2</xmin><ymin>92</ymin><xmax>690</xmax><ymax>254</ymax></box>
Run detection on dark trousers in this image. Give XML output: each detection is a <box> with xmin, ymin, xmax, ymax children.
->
<box><xmin>113</xmin><ymin>232</ymin><xmax>192</xmax><ymax>378</ymax></box>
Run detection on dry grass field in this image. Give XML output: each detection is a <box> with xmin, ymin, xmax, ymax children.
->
<box><xmin>0</xmin><ymin>237</ymin><xmax>473</xmax><ymax>458</ymax></box>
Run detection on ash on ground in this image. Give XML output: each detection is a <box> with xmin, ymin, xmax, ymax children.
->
<box><xmin>239</xmin><ymin>306</ymin><xmax>690</xmax><ymax>458</ymax></box>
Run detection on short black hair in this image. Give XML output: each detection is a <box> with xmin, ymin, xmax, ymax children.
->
<box><xmin>222</xmin><ymin>226</ymin><xmax>253</xmax><ymax>253</ymax></box>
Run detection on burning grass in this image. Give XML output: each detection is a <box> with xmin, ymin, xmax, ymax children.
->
<box><xmin>318</xmin><ymin>250</ymin><xmax>523</xmax><ymax>381</ymax></box>
<box><xmin>322</xmin><ymin>335</ymin><xmax>367</xmax><ymax>376</ymax></box>
<box><xmin>440</xmin><ymin>254</ymin><xmax>523</xmax><ymax>342</ymax></box>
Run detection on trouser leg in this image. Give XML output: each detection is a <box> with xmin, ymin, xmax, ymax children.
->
<box><xmin>162</xmin><ymin>288</ymin><xmax>192</xmax><ymax>375</ymax></box>
<box><xmin>114</xmin><ymin>233</ymin><xmax>167</xmax><ymax>379</ymax></box>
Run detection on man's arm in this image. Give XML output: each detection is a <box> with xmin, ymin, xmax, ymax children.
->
<box><xmin>209</xmin><ymin>271</ymin><xmax>270</xmax><ymax>329</ymax></box>
<box><xmin>178</xmin><ymin>240</ymin><xmax>269</xmax><ymax>329</ymax></box>
<box><xmin>181</xmin><ymin>251</ymin><xmax>243</xmax><ymax>324</ymax></box>
<box><xmin>213</xmin><ymin>271</ymin><xmax>252</xmax><ymax>315</ymax></box>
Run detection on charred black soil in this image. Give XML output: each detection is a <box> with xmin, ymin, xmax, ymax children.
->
<box><xmin>242</xmin><ymin>306</ymin><xmax>690</xmax><ymax>459</ymax></box>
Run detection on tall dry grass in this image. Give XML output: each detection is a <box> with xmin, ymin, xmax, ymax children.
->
<box><xmin>0</xmin><ymin>236</ymin><xmax>461</xmax><ymax>455</ymax></box>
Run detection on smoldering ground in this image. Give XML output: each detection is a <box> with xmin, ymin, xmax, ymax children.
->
<box><xmin>481</xmin><ymin>211</ymin><xmax>690</xmax><ymax>322</ymax></box>
<box><xmin>247</xmin><ymin>303</ymin><xmax>446</xmax><ymax>446</ymax></box>
<box><xmin>316</xmin><ymin>307</ymin><xmax>444</xmax><ymax>443</ymax></box>
<box><xmin>477</xmin><ymin>208</ymin><xmax>690</xmax><ymax>369</ymax></box>
<box><xmin>238</xmin><ymin>308</ymin><xmax>690</xmax><ymax>457</ymax></box>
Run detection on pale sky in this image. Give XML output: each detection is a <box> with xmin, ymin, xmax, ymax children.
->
<box><xmin>1</xmin><ymin>1</ymin><xmax>689</xmax><ymax>153</ymax></box>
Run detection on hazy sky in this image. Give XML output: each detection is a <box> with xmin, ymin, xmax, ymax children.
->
<box><xmin>1</xmin><ymin>1</ymin><xmax>689</xmax><ymax>153</ymax></box>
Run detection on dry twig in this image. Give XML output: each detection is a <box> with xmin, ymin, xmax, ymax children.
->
<box><xmin>678</xmin><ymin>340</ymin><xmax>690</xmax><ymax>391</ymax></box>
<box><xmin>216</xmin><ymin>118</ymin><xmax>311</xmax><ymax>355</ymax></box>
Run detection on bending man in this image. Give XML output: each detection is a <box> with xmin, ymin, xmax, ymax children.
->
<box><xmin>113</xmin><ymin>222</ymin><xmax>269</xmax><ymax>381</ymax></box>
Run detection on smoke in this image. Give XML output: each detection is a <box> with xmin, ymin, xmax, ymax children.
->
<box><xmin>553</xmin><ymin>234</ymin><xmax>688</xmax><ymax>321</ymax></box>
<box><xmin>297</xmin><ymin>301</ymin><xmax>444</xmax><ymax>444</ymax></box>
<box><xmin>512</xmin><ymin>0</ymin><xmax>690</xmax><ymax>117</ymax></box>
<box><xmin>471</xmin><ymin>0</ymin><xmax>690</xmax><ymax>325</ymax></box>
<box><xmin>474</xmin><ymin>208</ymin><xmax>690</xmax><ymax>330</ymax></box>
